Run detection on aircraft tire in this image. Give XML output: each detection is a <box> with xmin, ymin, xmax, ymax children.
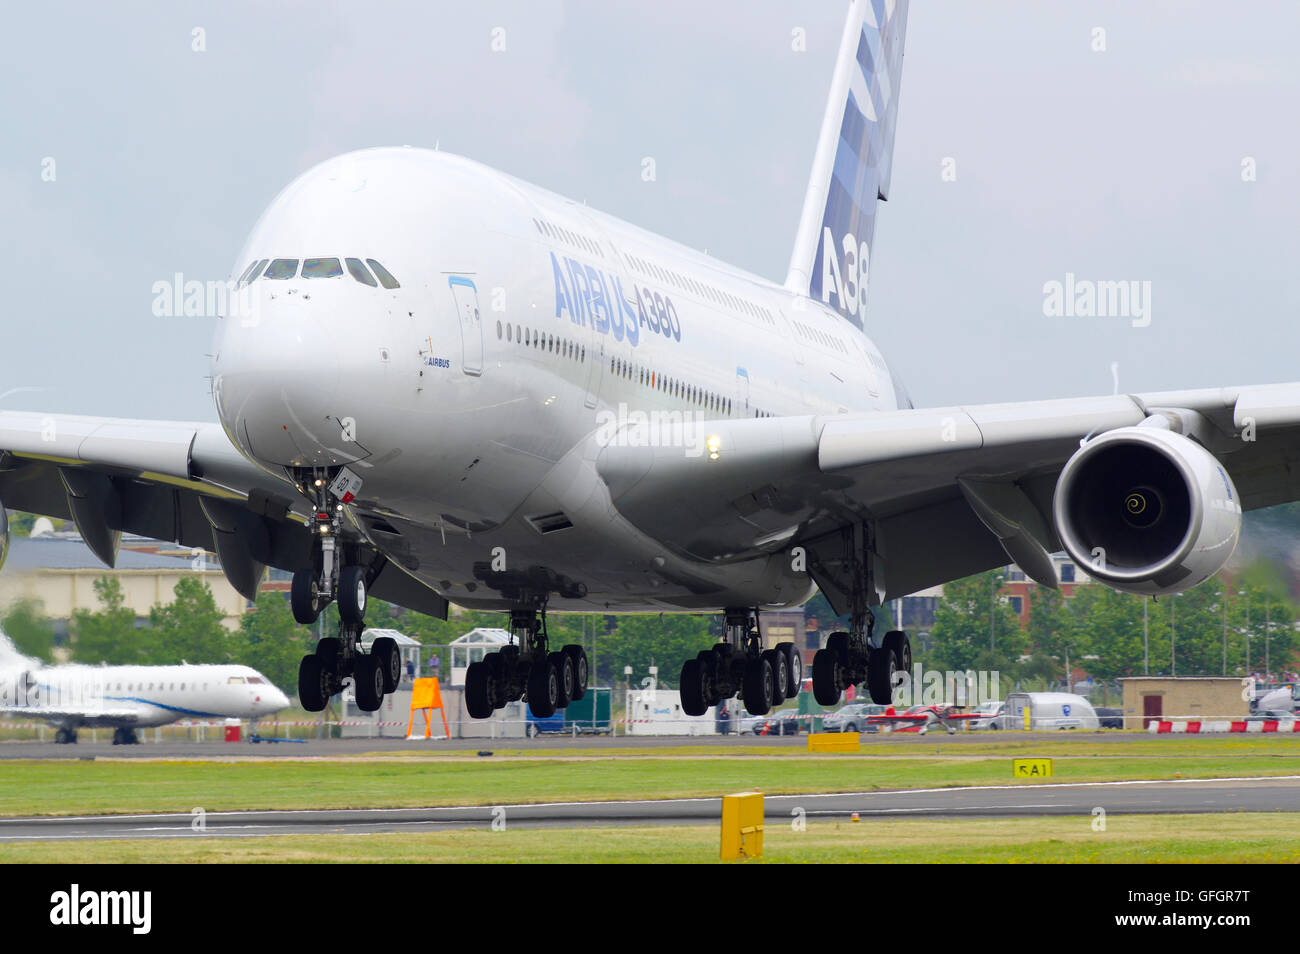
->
<box><xmin>812</xmin><ymin>649</ymin><xmax>841</xmax><ymax>707</ymax></box>
<box><xmin>354</xmin><ymin>654</ymin><xmax>383</xmax><ymax>712</ymax></box>
<box><xmin>563</xmin><ymin>644</ymin><xmax>589</xmax><ymax>701</ymax></box>
<box><xmin>372</xmin><ymin>636</ymin><xmax>400</xmax><ymax>694</ymax></box>
<box><xmin>338</xmin><ymin>565</ymin><xmax>367</xmax><ymax>625</ymax></box>
<box><xmin>742</xmin><ymin>657</ymin><xmax>774</xmax><ymax>716</ymax></box>
<box><xmin>680</xmin><ymin>658</ymin><xmax>707</xmax><ymax>717</ymax></box>
<box><xmin>763</xmin><ymin>649</ymin><xmax>788</xmax><ymax>704</ymax></box>
<box><xmin>465</xmin><ymin>661</ymin><xmax>493</xmax><ymax>719</ymax></box>
<box><xmin>548</xmin><ymin>651</ymin><xmax>573</xmax><ymax>709</ymax></box>
<box><xmin>527</xmin><ymin>659</ymin><xmax>558</xmax><ymax>719</ymax></box>
<box><xmin>291</xmin><ymin>568</ymin><xmax>321</xmax><ymax>624</ymax></box>
<box><xmin>780</xmin><ymin>643</ymin><xmax>802</xmax><ymax>699</ymax></box>
<box><xmin>298</xmin><ymin>654</ymin><xmax>328</xmax><ymax>712</ymax></box>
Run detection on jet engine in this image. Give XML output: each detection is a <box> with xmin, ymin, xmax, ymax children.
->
<box><xmin>1052</xmin><ymin>426</ymin><xmax>1240</xmax><ymax>595</ymax></box>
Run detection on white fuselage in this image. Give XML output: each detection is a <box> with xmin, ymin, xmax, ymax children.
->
<box><xmin>0</xmin><ymin>663</ymin><xmax>290</xmax><ymax>730</ymax></box>
<box><xmin>212</xmin><ymin>148</ymin><xmax>906</xmax><ymax>613</ymax></box>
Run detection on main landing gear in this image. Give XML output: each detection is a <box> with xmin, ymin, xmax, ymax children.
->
<box><xmin>678</xmin><ymin>609</ymin><xmax>803</xmax><ymax>718</ymax></box>
<box><xmin>807</xmin><ymin>524</ymin><xmax>912</xmax><ymax>707</ymax></box>
<box><xmin>293</xmin><ymin>469</ymin><xmax>399</xmax><ymax>715</ymax></box>
<box><xmin>54</xmin><ymin>727</ymin><xmax>79</xmax><ymax>744</ymax></box>
<box><xmin>462</xmin><ymin>601</ymin><xmax>590</xmax><ymax>721</ymax></box>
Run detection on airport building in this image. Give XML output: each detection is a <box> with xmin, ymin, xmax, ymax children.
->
<box><xmin>0</xmin><ymin>528</ymin><xmax>252</xmax><ymax>638</ymax></box>
<box><xmin>1118</xmin><ymin>676</ymin><xmax>1249</xmax><ymax>728</ymax></box>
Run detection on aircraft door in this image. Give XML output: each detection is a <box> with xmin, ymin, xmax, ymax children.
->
<box><xmin>448</xmin><ymin>276</ymin><xmax>483</xmax><ymax>376</ymax></box>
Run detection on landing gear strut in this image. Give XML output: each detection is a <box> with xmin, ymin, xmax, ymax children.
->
<box><xmin>290</xmin><ymin>469</ymin><xmax>371</xmax><ymax>626</ymax></box>
<box><xmin>462</xmin><ymin>599</ymin><xmax>590</xmax><ymax>721</ymax></box>
<box><xmin>679</xmin><ymin>609</ymin><xmax>803</xmax><ymax>718</ymax></box>
<box><xmin>810</xmin><ymin>524</ymin><xmax>912</xmax><ymax>707</ymax></box>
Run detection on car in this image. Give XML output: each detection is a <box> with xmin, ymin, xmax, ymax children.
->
<box><xmin>965</xmin><ymin>700</ymin><xmax>1006</xmax><ymax>730</ymax></box>
<box><xmin>1246</xmin><ymin>709</ymin><xmax>1296</xmax><ymax>722</ymax></box>
<box><xmin>1094</xmin><ymin>707</ymin><xmax>1124</xmax><ymax>729</ymax></box>
<box><xmin>822</xmin><ymin>702</ymin><xmax>886</xmax><ymax>733</ymax></box>
<box><xmin>756</xmin><ymin>709</ymin><xmax>805</xmax><ymax>736</ymax></box>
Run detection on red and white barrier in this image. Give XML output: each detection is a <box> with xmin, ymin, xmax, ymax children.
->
<box><xmin>1148</xmin><ymin>719</ymin><xmax>1300</xmax><ymax>733</ymax></box>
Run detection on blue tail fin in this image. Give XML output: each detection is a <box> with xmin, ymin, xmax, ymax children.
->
<box><xmin>785</xmin><ymin>0</ymin><xmax>909</xmax><ymax>329</ymax></box>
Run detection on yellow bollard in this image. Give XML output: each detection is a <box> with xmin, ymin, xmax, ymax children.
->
<box><xmin>807</xmin><ymin>732</ymin><xmax>859</xmax><ymax>752</ymax></box>
<box><xmin>1023</xmin><ymin>702</ymin><xmax>1032</xmax><ymax>730</ymax></box>
<box><xmin>720</xmin><ymin>792</ymin><xmax>764</xmax><ymax>860</ymax></box>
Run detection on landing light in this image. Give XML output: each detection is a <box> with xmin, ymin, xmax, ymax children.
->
<box><xmin>706</xmin><ymin>435</ymin><xmax>721</xmax><ymax>460</ymax></box>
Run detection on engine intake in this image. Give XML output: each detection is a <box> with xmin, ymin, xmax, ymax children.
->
<box><xmin>1052</xmin><ymin>426</ymin><xmax>1240</xmax><ymax>595</ymax></box>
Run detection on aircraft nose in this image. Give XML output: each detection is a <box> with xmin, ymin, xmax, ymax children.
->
<box><xmin>261</xmin><ymin>686</ymin><xmax>291</xmax><ymax>714</ymax></box>
<box><xmin>213</xmin><ymin>285</ymin><xmax>351</xmax><ymax>467</ymax></box>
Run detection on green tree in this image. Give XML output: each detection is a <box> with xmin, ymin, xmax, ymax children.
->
<box><xmin>1069</xmin><ymin>585</ymin><xmax>1166</xmax><ymax>680</ymax></box>
<box><xmin>594</xmin><ymin>614</ymin><xmax>715</xmax><ymax>687</ymax></box>
<box><xmin>228</xmin><ymin>592</ymin><xmax>315</xmax><ymax>692</ymax></box>
<box><xmin>1</xmin><ymin>599</ymin><xmax>56</xmax><ymax>663</ymax></box>
<box><xmin>71</xmin><ymin>577</ymin><xmax>150</xmax><ymax>664</ymax></box>
<box><xmin>927</xmin><ymin>569</ymin><xmax>1026</xmax><ymax>672</ymax></box>
<box><xmin>148</xmin><ymin>577</ymin><xmax>230</xmax><ymax>664</ymax></box>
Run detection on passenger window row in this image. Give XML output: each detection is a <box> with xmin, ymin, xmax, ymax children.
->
<box><xmin>792</xmin><ymin>319</ymin><xmax>848</xmax><ymax>354</ymax></box>
<box><xmin>623</xmin><ymin>253</ymin><xmax>777</xmax><ymax>329</ymax></box>
<box><xmin>497</xmin><ymin>320</ymin><xmax>587</xmax><ymax>364</ymax></box>
<box><xmin>235</xmin><ymin>257</ymin><xmax>401</xmax><ymax>289</ymax></box>
<box><xmin>532</xmin><ymin>218</ymin><xmax>604</xmax><ymax>259</ymax></box>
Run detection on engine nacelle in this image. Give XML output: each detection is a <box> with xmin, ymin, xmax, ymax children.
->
<box><xmin>1052</xmin><ymin>426</ymin><xmax>1240</xmax><ymax>595</ymax></box>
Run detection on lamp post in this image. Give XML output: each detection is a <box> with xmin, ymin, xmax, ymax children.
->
<box><xmin>1143</xmin><ymin>596</ymin><xmax>1149</xmax><ymax>676</ymax></box>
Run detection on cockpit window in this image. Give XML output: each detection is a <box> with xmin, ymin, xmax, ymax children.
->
<box><xmin>346</xmin><ymin>258</ymin><xmax>378</xmax><ymax>286</ymax></box>
<box><xmin>302</xmin><ymin>257</ymin><xmax>343</xmax><ymax>279</ymax></box>
<box><xmin>227</xmin><ymin>676</ymin><xmax>247</xmax><ymax>684</ymax></box>
<box><xmin>247</xmin><ymin>676</ymin><xmax>265</xmax><ymax>684</ymax></box>
<box><xmin>366</xmin><ymin>259</ymin><xmax>400</xmax><ymax>289</ymax></box>
<box><xmin>236</xmin><ymin>261</ymin><xmax>259</xmax><ymax>285</ymax></box>
<box><xmin>244</xmin><ymin>259</ymin><xmax>269</xmax><ymax>285</ymax></box>
<box><xmin>264</xmin><ymin>258</ymin><xmax>299</xmax><ymax>280</ymax></box>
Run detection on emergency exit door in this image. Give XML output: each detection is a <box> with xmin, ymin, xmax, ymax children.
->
<box><xmin>449</xmin><ymin>276</ymin><xmax>482</xmax><ymax>376</ymax></box>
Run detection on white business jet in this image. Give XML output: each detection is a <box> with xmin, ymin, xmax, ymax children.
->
<box><xmin>0</xmin><ymin>661</ymin><xmax>290</xmax><ymax>744</ymax></box>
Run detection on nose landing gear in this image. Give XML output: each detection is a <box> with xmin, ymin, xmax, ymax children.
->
<box><xmin>292</xmin><ymin>468</ymin><xmax>395</xmax><ymax>714</ymax></box>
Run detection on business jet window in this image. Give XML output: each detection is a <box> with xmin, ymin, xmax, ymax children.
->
<box><xmin>248</xmin><ymin>677</ymin><xmax>265</xmax><ymax>684</ymax></box>
<box><xmin>264</xmin><ymin>258</ymin><xmax>300</xmax><ymax>280</ymax></box>
<box><xmin>228</xmin><ymin>676</ymin><xmax>246</xmax><ymax>684</ymax></box>
<box><xmin>302</xmin><ymin>257</ymin><xmax>343</xmax><ymax>279</ymax></box>
<box><xmin>366</xmin><ymin>259</ymin><xmax>400</xmax><ymax>289</ymax></box>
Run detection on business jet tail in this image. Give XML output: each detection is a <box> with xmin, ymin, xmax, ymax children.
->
<box><xmin>785</xmin><ymin>0</ymin><xmax>909</xmax><ymax>329</ymax></box>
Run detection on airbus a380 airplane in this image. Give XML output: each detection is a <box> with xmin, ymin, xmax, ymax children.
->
<box><xmin>0</xmin><ymin>0</ymin><xmax>1296</xmax><ymax>723</ymax></box>
<box><xmin>0</xmin><ymin>661</ymin><xmax>290</xmax><ymax>744</ymax></box>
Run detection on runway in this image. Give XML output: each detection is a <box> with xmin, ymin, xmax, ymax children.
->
<box><xmin>3</xmin><ymin>776</ymin><xmax>1298</xmax><ymax>841</ymax></box>
<box><xmin>0</xmin><ymin>730</ymin><xmax>1175</xmax><ymax>760</ymax></box>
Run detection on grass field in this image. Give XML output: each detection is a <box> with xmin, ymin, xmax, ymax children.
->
<box><xmin>5</xmin><ymin>813</ymin><xmax>1300</xmax><ymax>863</ymax></box>
<box><xmin>1</xmin><ymin>734</ymin><xmax>1298</xmax><ymax>817</ymax></box>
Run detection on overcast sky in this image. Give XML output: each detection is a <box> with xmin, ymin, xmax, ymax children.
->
<box><xmin>1</xmin><ymin>1</ymin><xmax>1297</xmax><ymax>420</ymax></box>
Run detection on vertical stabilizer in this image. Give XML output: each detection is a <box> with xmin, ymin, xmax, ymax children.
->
<box><xmin>785</xmin><ymin>0</ymin><xmax>909</xmax><ymax>329</ymax></box>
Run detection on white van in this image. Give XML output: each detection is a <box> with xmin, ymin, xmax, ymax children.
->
<box><xmin>1004</xmin><ymin>692</ymin><xmax>1099</xmax><ymax>730</ymax></box>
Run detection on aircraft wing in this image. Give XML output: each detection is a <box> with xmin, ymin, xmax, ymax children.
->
<box><xmin>0</xmin><ymin>410</ymin><xmax>448</xmax><ymax>615</ymax></box>
<box><xmin>595</xmin><ymin>382</ymin><xmax>1300</xmax><ymax>603</ymax></box>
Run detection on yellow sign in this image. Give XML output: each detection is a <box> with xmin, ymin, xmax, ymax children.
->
<box><xmin>808</xmin><ymin>732</ymin><xmax>859</xmax><ymax>752</ymax></box>
<box><xmin>720</xmin><ymin>792</ymin><xmax>764</xmax><ymax>860</ymax></box>
<box><xmin>1012</xmin><ymin>758</ymin><xmax>1053</xmax><ymax>778</ymax></box>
